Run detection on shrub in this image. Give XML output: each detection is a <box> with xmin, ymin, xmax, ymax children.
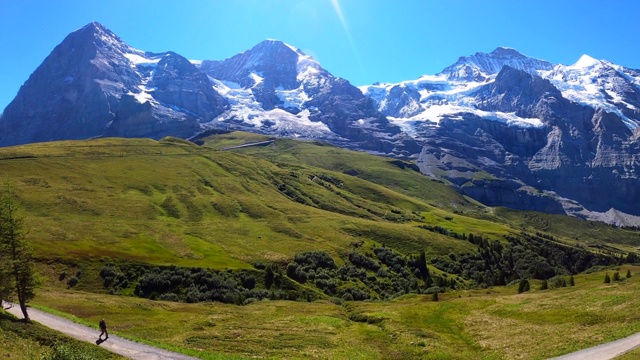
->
<box><xmin>42</xmin><ymin>342</ymin><xmax>95</xmax><ymax>360</ymax></box>
<box><xmin>604</xmin><ymin>273</ymin><xmax>611</xmax><ymax>283</ymax></box>
<box><xmin>613</xmin><ymin>272</ymin><xmax>621</xmax><ymax>282</ymax></box>
<box><xmin>517</xmin><ymin>279</ymin><xmax>530</xmax><ymax>293</ymax></box>
<box><xmin>548</xmin><ymin>275</ymin><xmax>567</xmax><ymax>288</ymax></box>
<box><xmin>539</xmin><ymin>280</ymin><xmax>548</xmax><ymax>290</ymax></box>
<box><xmin>66</xmin><ymin>276</ymin><xmax>79</xmax><ymax>288</ymax></box>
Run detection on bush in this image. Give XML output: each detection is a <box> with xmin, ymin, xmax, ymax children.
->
<box><xmin>548</xmin><ymin>275</ymin><xmax>567</xmax><ymax>288</ymax></box>
<box><xmin>66</xmin><ymin>276</ymin><xmax>79</xmax><ymax>288</ymax></box>
<box><xmin>539</xmin><ymin>280</ymin><xmax>548</xmax><ymax>290</ymax></box>
<box><xmin>243</xmin><ymin>297</ymin><xmax>259</xmax><ymax>305</ymax></box>
<box><xmin>613</xmin><ymin>272</ymin><xmax>621</xmax><ymax>282</ymax></box>
<box><xmin>604</xmin><ymin>273</ymin><xmax>611</xmax><ymax>283</ymax></box>
<box><xmin>517</xmin><ymin>279</ymin><xmax>530</xmax><ymax>293</ymax></box>
<box><xmin>42</xmin><ymin>342</ymin><xmax>95</xmax><ymax>360</ymax></box>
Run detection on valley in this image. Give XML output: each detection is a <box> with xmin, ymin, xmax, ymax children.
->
<box><xmin>1</xmin><ymin>133</ymin><xmax>640</xmax><ymax>358</ymax></box>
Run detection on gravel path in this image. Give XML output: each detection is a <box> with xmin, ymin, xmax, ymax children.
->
<box><xmin>2</xmin><ymin>301</ymin><xmax>200</xmax><ymax>360</ymax></box>
<box><xmin>547</xmin><ymin>332</ymin><xmax>640</xmax><ymax>360</ymax></box>
<box><xmin>8</xmin><ymin>300</ymin><xmax>640</xmax><ymax>359</ymax></box>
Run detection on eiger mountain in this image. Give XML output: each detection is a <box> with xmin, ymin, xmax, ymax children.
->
<box><xmin>2</xmin><ymin>22</ymin><xmax>640</xmax><ymax>225</ymax></box>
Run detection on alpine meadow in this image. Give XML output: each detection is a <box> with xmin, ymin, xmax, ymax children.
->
<box><xmin>2</xmin><ymin>11</ymin><xmax>640</xmax><ymax>360</ymax></box>
<box><xmin>0</xmin><ymin>133</ymin><xmax>639</xmax><ymax>359</ymax></box>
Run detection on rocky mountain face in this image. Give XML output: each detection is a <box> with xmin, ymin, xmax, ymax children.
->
<box><xmin>362</xmin><ymin>48</ymin><xmax>640</xmax><ymax>225</ymax></box>
<box><xmin>2</xmin><ymin>23</ymin><xmax>640</xmax><ymax>224</ymax></box>
<box><xmin>0</xmin><ymin>23</ymin><xmax>413</xmax><ymax>155</ymax></box>
<box><xmin>196</xmin><ymin>39</ymin><xmax>414</xmax><ymax>154</ymax></box>
<box><xmin>0</xmin><ymin>22</ymin><xmax>228</xmax><ymax>145</ymax></box>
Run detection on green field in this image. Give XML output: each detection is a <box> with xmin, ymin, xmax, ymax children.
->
<box><xmin>23</xmin><ymin>264</ymin><xmax>640</xmax><ymax>360</ymax></box>
<box><xmin>1</xmin><ymin>134</ymin><xmax>640</xmax><ymax>359</ymax></box>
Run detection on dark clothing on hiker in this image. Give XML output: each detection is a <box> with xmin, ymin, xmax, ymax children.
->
<box><xmin>99</xmin><ymin>319</ymin><xmax>109</xmax><ymax>340</ymax></box>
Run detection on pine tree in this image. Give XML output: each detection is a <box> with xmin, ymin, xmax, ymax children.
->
<box><xmin>613</xmin><ymin>272</ymin><xmax>621</xmax><ymax>282</ymax></box>
<box><xmin>626</xmin><ymin>269</ymin><xmax>632</xmax><ymax>278</ymax></box>
<box><xmin>0</xmin><ymin>185</ymin><xmax>38</xmax><ymax>321</ymax></box>
<box><xmin>539</xmin><ymin>280</ymin><xmax>548</xmax><ymax>290</ymax></box>
<box><xmin>517</xmin><ymin>279</ymin><xmax>530</xmax><ymax>293</ymax></box>
<box><xmin>604</xmin><ymin>273</ymin><xmax>611</xmax><ymax>283</ymax></box>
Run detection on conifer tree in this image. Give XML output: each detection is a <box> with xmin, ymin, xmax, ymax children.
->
<box><xmin>613</xmin><ymin>272</ymin><xmax>621</xmax><ymax>282</ymax></box>
<box><xmin>604</xmin><ymin>273</ymin><xmax>611</xmax><ymax>283</ymax></box>
<box><xmin>0</xmin><ymin>185</ymin><xmax>38</xmax><ymax>321</ymax></box>
<box><xmin>539</xmin><ymin>280</ymin><xmax>548</xmax><ymax>290</ymax></box>
<box><xmin>626</xmin><ymin>269</ymin><xmax>632</xmax><ymax>278</ymax></box>
<box><xmin>568</xmin><ymin>275</ymin><xmax>575</xmax><ymax>286</ymax></box>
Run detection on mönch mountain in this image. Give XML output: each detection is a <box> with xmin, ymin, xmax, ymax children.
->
<box><xmin>2</xmin><ymin>22</ymin><xmax>640</xmax><ymax>225</ymax></box>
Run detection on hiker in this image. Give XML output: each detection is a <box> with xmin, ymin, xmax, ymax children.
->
<box><xmin>99</xmin><ymin>319</ymin><xmax>109</xmax><ymax>340</ymax></box>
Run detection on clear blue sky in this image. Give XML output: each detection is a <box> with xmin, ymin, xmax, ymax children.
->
<box><xmin>2</xmin><ymin>0</ymin><xmax>640</xmax><ymax>111</ymax></box>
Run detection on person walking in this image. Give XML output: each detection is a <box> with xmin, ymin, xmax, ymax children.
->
<box><xmin>99</xmin><ymin>319</ymin><xmax>109</xmax><ymax>340</ymax></box>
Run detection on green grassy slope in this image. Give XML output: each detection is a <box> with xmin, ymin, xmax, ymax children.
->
<box><xmin>3</xmin><ymin>134</ymin><xmax>640</xmax><ymax>359</ymax></box>
<box><xmin>1</xmin><ymin>137</ymin><xmax>480</xmax><ymax>271</ymax></box>
<box><xmin>1</xmin><ymin>134</ymin><xmax>637</xmax><ymax>269</ymax></box>
<box><xmin>208</xmin><ymin>132</ymin><xmax>640</xmax><ymax>250</ymax></box>
<box><xmin>29</xmin><ymin>264</ymin><xmax>640</xmax><ymax>360</ymax></box>
<box><xmin>0</xmin><ymin>310</ymin><xmax>124</xmax><ymax>359</ymax></box>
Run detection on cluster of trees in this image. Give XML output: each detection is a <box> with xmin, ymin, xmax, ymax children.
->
<box><xmin>0</xmin><ymin>186</ymin><xmax>38</xmax><ymax>321</ymax></box>
<box><xmin>99</xmin><ymin>263</ymin><xmax>317</xmax><ymax>305</ymax></box>
<box><xmin>430</xmin><ymin>232</ymin><xmax>618</xmax><ymax>288</ymax></box>
<box><xmin>100</xmin><ymin>247</ymin><xmax>457</xmax><ymax>305</ymax></box>
<box><xmin>604</xmin><ymin>270</ymin><xmax>632</xmax><ymax>283</ymax></box>
<box><xmin>285</xmin><ymin>249</ymin><xmax>452</xmax><ymax>301</ymax></box>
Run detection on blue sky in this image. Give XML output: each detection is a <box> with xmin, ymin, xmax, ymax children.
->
<box><xmin>1</xmin><ymin>0</ymin><xmax>639</xmax><ymax>111</ymax></box>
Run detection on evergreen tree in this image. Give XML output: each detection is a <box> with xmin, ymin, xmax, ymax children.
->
<box><xmin>626</xmin><ymin>269</ymin><xmax>632</xmax><ymax>278</ymax></box>
<box><xmin>0</xmin><ymin>185</ymin><xmax>38</xmax><ymax>321</ymax></box>
<box><xmin>613</xmin><ymin>272</ymin><xmax>621</xmax><ymax>282</ymax></box>
<box><xmin>568</xmin><ymin>275</ymin><xmax>575</xmax><ymax>286</ymax></box>
<box><xmin>539</xmin><ymin>280</ymin><xmax>548</xmax><ymax>290</ymax></box>
<box><xmin>517</xmin><ymin>279</ymin><xmax>530</xmax><ymax>293</ymax></box>
<box><xmin>604</xmin><ymin>273</ymin><xmax>611</xmax><ymax>283</ymax></box>
<box><xmin>418</xmin><ymin>250</ymin><xmax>430</xmax><ymax>282</ymax></box>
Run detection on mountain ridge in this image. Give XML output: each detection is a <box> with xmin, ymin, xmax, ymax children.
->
<box><xmin>2</xmin><ymin>22</ymin><xmax>640</xmax><ymax>224</ymax></box>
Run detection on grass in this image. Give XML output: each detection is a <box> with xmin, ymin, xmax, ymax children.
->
<box><xmin>1</xmin><ymin>135</ymin><xmax>636</xmax><ymax>272</ymax></box>
<box><xmin>0</xmin><ymin>310</ymin><xmax>125</xmax><ymax>359</ymax></box>
<box><xmin>26</xmin><ymin>265</ymin><xmax>640</xmax><ymax>359</ymax></box>
<box><xmin>3</xmin><ymin>135</ymin><xmax>640</xmax><ymax>359</ymax></box>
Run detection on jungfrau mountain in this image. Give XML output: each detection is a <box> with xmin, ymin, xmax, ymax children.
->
<box><xmin>361</xmin><ymin>47</ymin><xmax>640</xmax><ymax>225</ymax></box>
<box><xmin>2</xmin><ymin>22</ymin><xmax>640</xmax><ymax>225</ymax></box>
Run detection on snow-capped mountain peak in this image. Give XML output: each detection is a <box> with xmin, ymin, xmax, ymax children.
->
<box><xmin>439</xmin><ymin>47</ymin><xmax>555</xmax><ymax>82</ymax></box>
<box><xmin>572</xmin><ymin>54</ymin><xmax>602</xmax><ymax>69</ymax></box>
<box><xmin>5</xmin><ymin>22</ymin><xmax>640</xmax><ymax>225</ymax></box>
